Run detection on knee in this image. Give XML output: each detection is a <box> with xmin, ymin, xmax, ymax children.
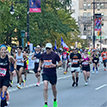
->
<box><xmin>44</xmin><ymin>86</ymin><xmax>48</xmax><ymax>92</ymax></box>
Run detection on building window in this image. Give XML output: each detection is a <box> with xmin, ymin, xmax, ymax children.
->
<box><xmin>88</xmin><ymin>3</ymin><xmax>91</xmax><ymax>9</ymax></box>
<box><xmin>87</xmin><ymin>12</ymin><xmax>91</xmax><ymax>17</ymax></box>
<box><xmin>83</xmin><ymin>12</ymin><xmax>87</xmax><ymax>17</ymax></box>
<box><xmin>84</xmin><ymin>3</ymin><xmax>87</xmax><ymax>10</ymax></box>
<box><xmin>100</xmin><ymin>3</ymin><xmax>105</xmax><ymax>9</ymax></box>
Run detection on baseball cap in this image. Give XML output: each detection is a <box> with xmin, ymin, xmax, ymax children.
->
<box><xmin>45</xmin><ymin>43</ymin><xmax>52</xmax><ymax>49</ymax></box>
<box><xmin>36</xmin><ymin>45</ymin><xmax>40</xmax><ymax>48</ymax></box>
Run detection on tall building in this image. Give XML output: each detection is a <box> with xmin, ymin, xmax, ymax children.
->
<box><xmin>78</xmin><ymin>0</ymin><xmax>107</xmax><ymax>48</ymax></box>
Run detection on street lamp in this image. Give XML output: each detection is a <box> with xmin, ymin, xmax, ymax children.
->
<box><xmin>21</xmin><ymin>30</ymin><xmax>25</xmax><ymax>48</ymax></box>
<box><xmin>10</xmin><ymin>1</ymin><xmax>30</xmax><ymax>48</ymax></box>
<box><xmin>10</xmin><ymin>4</ymin><xmax>14</xmax><ymax>15</ymax></box>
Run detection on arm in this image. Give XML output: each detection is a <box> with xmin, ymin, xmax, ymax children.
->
<box><xmin>23</xmin><ymin>54</ymin><xmax>28</xmax><ymax>61</ymax></box>
<box><xmin>38</xmin><ymin>60</ymin><xmax>43</xmax><ymax>72</ymax></box>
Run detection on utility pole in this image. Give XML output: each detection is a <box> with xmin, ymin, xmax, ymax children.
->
<box><xmin>27</xmin><ymin>0</ymin><xmax>30</xmax><ymax>47</ymax></box>
<box><xmin>93</xmin><ymin>0</ymin><xmax>95</xmax><ymax>49</ymax></box>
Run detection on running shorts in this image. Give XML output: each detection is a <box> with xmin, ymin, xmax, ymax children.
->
<box><xmin>0</xmin><ymin>76</ymin><xmax>10</xmax><ymax>88</ymax></box>
<box><xmin>42</xmin><ymin>73</ymin><xmax>57</xmax><ymax>85</ymax></box>
<box><xmin>17</xmin><ymin>65</ymin><xmax>24</xmax><ymax>71</ymax></box>
<box><xmin>34</xmin><ymin>63</ymin><xmax>39</xmax><ymax>73</ymax></box>
<box><xmin>82</xmin><ymin>65</ymin><xmax>90</xmax><ymax>72</ymax></box>
<box><xmin>71</xmin><ymin>67</ymin><xmax>80</xmax><ymax>73</ymax></box>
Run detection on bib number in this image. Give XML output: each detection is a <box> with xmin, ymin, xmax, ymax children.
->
<box><xmin>0</xmin><ymin>68</ymin><xmax>7</xmax><ymax>77</ymax></box>
<box><xmin>44</xmin><ymin>60</ymin><xmax>52</xmax><ymax>68</ymax></box>
<box><xmin>72</xmin><ymin>60</ymin><xmax>78</xmax><ymax>64</ymax></box>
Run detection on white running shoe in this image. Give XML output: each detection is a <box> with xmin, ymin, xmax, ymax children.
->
<box><xmin>96</xmin><ymin>70</ymin><xmax>98</xmax><ymax>73</ymax></box>
<box><xmin>92</xmin><ymin>71</ymin><xmax>95</xmax><ymax>73</ymax></box>
<box><xmin>85</xmin><ymin>82</ymin><xmax>88</xmax><ymax>86</ymax></box>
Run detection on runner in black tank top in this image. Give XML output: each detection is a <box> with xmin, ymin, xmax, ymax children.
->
<box><xmin>0</xmin><ymin>45</ymin><xmax>16</xmax><ymax>107</ymax></box>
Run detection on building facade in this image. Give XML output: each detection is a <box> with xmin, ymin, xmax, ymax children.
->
<box><xmin>78</xmin><ymin>0</ymin><xmax>107</xmax><ymax>48</ymax></box>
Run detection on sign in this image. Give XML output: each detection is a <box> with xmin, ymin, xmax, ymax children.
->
<box><xmin>95</xmin><ymin>14</ymin><xmax>102</xmax><ymax>31</ymax></box>
<box><xmin>29</xmin><ymin>0</ymin><xmax>41</xmax><ymax>13</ymax></box>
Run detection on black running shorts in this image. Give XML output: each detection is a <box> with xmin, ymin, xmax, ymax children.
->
<box><xmin>0</xmin><ymin>76</ymin><xmax>10</xmax><ymax>88</ymax></box>
<box><xmin>42</xmin><ymin>73</ymin><xmax>57</xmax><ymax>85</ymax></box>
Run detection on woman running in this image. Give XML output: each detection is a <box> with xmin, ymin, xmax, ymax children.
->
<box><xmin>81</xmin><ymin>50</ymin><xmax>91</xmax><ymax>86</ymax></box>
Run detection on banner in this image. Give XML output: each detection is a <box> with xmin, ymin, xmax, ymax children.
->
<box><xmin>95</xmin><ymin>14</ymin><xmax>101</xmax><ymax>31</ymax></box>
<box><xmin>29</xmin><ymin>0</ymin><xmax>41</xmax><ymax>13</ymax></box>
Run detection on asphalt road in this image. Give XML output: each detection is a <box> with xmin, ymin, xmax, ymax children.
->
<box><xmin>9</xmin><ymin>64</ymin><xmax>107</xmax><ymax>107</ymax></box>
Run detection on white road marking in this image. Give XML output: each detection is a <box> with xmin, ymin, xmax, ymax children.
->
<box><xmin>95</xmin><ymin>84</ymin><xmax>107</xmax><ymax>90</ymax></box>
<box><xmin>9</xmin><ymin>75</ymin><xmax>72</xmax><ymax>92</ymax></box>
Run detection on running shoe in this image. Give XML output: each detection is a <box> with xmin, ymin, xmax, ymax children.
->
<box><xmin>36</xmin><ymin>82</ymin><xmax>40</xmax><ymax>87</ymax></box>
<box><xmin>10</xmin><ymin>80</ymin><xmax>13</xmax><ymax>87</ymax></box>
<box><xmin>92</xmin><ymin>71</ymin><xmax>95</xmax><ymax>73</ymax></box>
<box><xmin>43</xmin><ymin>104</ymin><xmax>48</xmax><ymax>107</ymax></box>
<box><xmin>104</xmin><ymin>68</ymin><xmax>106</xmax><ymax>71</ymax></box>
<box><xmin>76</xmin><ymin>82</ymin><xmax>78</xmax><ymax>87</ymax></box>
<box><xmin>85</xmin><ymin>82</ymin><xmax>88</xmax><ymax>86</ymax></box>
<box><xmin>53</xmin><ymin>101</ymin><xmax>58</xmax><ymax>107</ymax></box>
<box><xmin>72</xmin><ymin>82</ymin><xmax>75</xmax><ymax>87</ymax></box>
<box><xmin>17</xmin><ymin>84</ymin><xmax>22</xmax><ymax>89</ymax></box>
<box><xmin>96</xmin><ymin>70</ymin><xmax>98</xmax><ymax>73</ymax></box>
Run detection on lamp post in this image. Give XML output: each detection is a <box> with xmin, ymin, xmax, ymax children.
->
<box><xmin>10</xmin><ymin>0</ymin><xmax>30</xmax><ymax>47</ymax></box>
<box><xmin>21</xmin><ymin>30</ymin><xmax>25</xmax><ymax>48</ymax></box>
<box><xmin>92</xmin><ymin>1</ymin><xmax>107</xmax><ymax>49</ymax></box>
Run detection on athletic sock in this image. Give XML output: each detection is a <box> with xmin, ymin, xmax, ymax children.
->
<box><xmin>96</xmin><ymin>67</ymin><xmax>98</xmax><ymax>71</ymax></box>
<box><xmin>93</xmin><ymin>67</ymin><xmax>95</xmax><ymax>71</ymax></box>
<box><xmin>54</xmin><ymin>99</ymin><xmax>56</xmax><ymax>101</ymax></box>
<box><xmin>76</xmin><ymin>77</ymin><xmax>79</xmax><ymax>83</ymax></box>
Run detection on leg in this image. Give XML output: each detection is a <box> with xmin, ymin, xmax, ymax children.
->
<box><xmin>86</xmin><ymin>72</ymin><xmax>90</xmax><ymax>80</ymax></box>
<box><xmin>72</xmin><ymin>71</ymin><xmax>75</xmax><ymax>87</ymax></box>
<box><xmin>75</xmin><ymin>72</ymin><xmax>79</xmax><ymax>86</ymax></box>
<box><xmin>1</xmin><ymin>86</ymin><xmax>8</xmax><ymax>107</ymax></box>
<box><xmin>51</xmin><ymin>85</ymin><xmax>57</xmax><ymax>100</ymax></box>
<box><xmin>18</xmin><ymin>67</ymin><xmax>23</xmax><ymax>85</ymax></box>
<box><xmin>83</xmin><ymin>70</ymin><xmax>87</xmax><ymax>82</ymax></box>
<box><xmin>92</xmin><ymin>63</ymin><xmax>95</xmax><ymax>73</ymax></box>
<box><xmin>43</xmin><ymin>80</ymin><xmax>48</xmax><ymax>104</ymax></box>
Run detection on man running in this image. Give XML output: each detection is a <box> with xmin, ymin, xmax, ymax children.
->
<box><xmin>38</xmin><ymin>43</ymin><xmax>62</xmax><ymax>107</ymax></box>
<box><xmin>101</xmin><ymin>49</ymin><xmax>107</xmax><ymax>71</ymax></box>
<box><xmin>14</xmin><ymin>47</ymin><xmax>28</xmax><ymax>89</ymax></box>
<box><xmin>70</xmin><ymin>48</ymin><xmax>81</xmax><ymax>87</ymax></box>
<box><xmin>0</xmin><ymin>44</ymin><xmax>16</xmax><ymax>107</ymax></box>
<box><xmin>32</xmin><ymin>45</ymin><xmax>41</xmax><ymax>86</ymax></box>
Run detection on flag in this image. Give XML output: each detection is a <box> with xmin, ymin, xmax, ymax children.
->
<box><xmin>29</xmin><ymin>0</ymin><xmax>41</xmax><ymax>13</ymax></box>
<box><xmin>54</xmin><ymin>40</ymin><xmax>57</xmax><ymax>50</ymax></box>
<box><xmin>61</xmin><ymin>37</ymin><xmax>69</xmax><ymax>48</ymax></box>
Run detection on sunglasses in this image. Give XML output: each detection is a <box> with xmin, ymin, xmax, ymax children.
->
<box><xmin>46</xmin><ymin>48</ymin><xmax>51</xmax><ymax>50</ymax></box>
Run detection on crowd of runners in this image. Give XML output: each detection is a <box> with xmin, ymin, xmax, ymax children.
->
<box><xmin>0</xmin><ymin>43</ymin><xmax>107</xmax><ymax>107</ymax></box>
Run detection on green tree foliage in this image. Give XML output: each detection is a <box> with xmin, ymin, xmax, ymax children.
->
<box><xmin>0</xmin><ymin>0</ymin><xmax>82</xmax><ymax>48</ymax></box>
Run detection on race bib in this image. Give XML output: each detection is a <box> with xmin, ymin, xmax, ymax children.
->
<box><xmin>82</xmin><ymin>62</ymin><xmax>88</xmax><ymax>65</ymax></box>
<box><xmin>0</xmin><ymin>68</ymin><xmax>7</xmax><ymax>77</ymax></box>
<box><xmin>72</xmin><ymin>59</ymin><xmax>79</xmax><ymax>64</ymax></box>
<box><xmin>94</xmin><ymin>60</ymin><xmax>97</xmax><ymax>62</ymax></box>
<box><xmin>63</xmin><ymin>54</ymin><xmax>67</xmax><ymax>59</ymax></box>
<box><xmin>35</xmin><ymin>59</ymin><xmax>39</xmax><ymax>63</ymax></box>
<box><xmin>44</xmin><ymin>60</ymin><xmax>52</xmax><ymax>68</ymax></box>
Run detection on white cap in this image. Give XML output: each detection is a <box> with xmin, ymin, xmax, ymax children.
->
<box><xmin>36</xmin><ymin>45</ymin><xmax>40</xmax><ymax>48</ymax></box>
<box><xmin>45</xmin><ymin>43</ymin><xmax>52</xmax><ymax>48</ymax></box>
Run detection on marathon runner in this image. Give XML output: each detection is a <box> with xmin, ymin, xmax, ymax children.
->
<box><xmin>38</xmin><ymin>43</ymin><xmax>62</xmax><ymax>107</ymax></box>
<box><xmin>62</xmin><ymin>49</ymin><xmax>69</xmax><ymax>74</ymax></box>
<box><xmin>81</xmin><ymin>50</ymin><xmax>91</xmax><ymax>86</ymax></box>
<box><xmin>32</xmin><ymin>45</ymin><xmax>41</xmax><ymax>86</ymax></box>
<box><xmin>14</xmin><ymin>47</ymin><xmax>28</xmax><ymax>89</ymax></box>
<box><xmin>0</xmin><ymin>44</ymin><xmax>16</xmax><ymax>107</ymax></box>
<box><xmin>101</xmin><ymin>49</ymin><xmax>107</xmax><ymax>71</ymax></box>
<box><xmin>92</xmin><ymin>50</ymin><xmax>99</xmax><ymax>73</ymax></box>
<box><xmin>70</xmin><ymin>48</ymin><xmax>81</xmax><ymax>87</ymax></box>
